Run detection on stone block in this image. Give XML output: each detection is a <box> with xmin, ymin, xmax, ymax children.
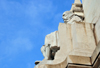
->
<box><xmin>67</xmin><ymin>22</ymin><xmax>96</xmax><ymax>65</ymax></box>
<box><xmin>82</xmin><ymin>0</ymin><xmax>100</xmax><ymax>24</ymax></box>
<box><xmin>71</xmin><ymin>22</ymin><xmax>96</xmax><ymax>53</ymax></box>
<box><xmin>95</xmin><ymin>18</ymin><xmax>100</xmax><ymax>44</ymax></box>
<box><xmin>67</xmin><ymin>64</ymin><xmax>92</xmax><ymax>68</ymax></box>
<box><xmin>91</xmin><ymin>42</ymin><xmax>100</xmax><ymax>64</ymax></box>
<box><xmin>54</xmin><ymin>23</ymin><xmax>72</xmax><ymax>60</ymax></box>
<box><xmin>67</xmin><ymin>55</ymin><xmax>91</xmax><ymax>65</ymax></box>
<box><xmin>45</xmin><ymin>31</ymin><xmax>59</xmax><ymax>48</ymax></box>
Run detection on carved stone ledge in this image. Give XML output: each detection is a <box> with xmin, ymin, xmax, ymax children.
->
<box><xmin>66</xmin><ymin>42</ymin><xmax>100</xmax><ymax>68</ymax></box>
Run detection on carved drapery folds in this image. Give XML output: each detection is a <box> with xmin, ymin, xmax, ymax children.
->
<box><xmin>41</xmin><ymin>31</ymin><xmax>60</xmax><ymax>60</ymax></box>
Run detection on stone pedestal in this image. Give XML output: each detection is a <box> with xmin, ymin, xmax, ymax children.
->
<box><xmin>34</xmin><ymin>0</ymin><xmax>100</xmax><ymax>68</ymax></box>
<box><xmin>35</xmin><ymin>22</ymin><xmax>99</xmax><ymax>68</ymax></box>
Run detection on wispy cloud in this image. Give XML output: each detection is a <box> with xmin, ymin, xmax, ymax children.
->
<box><xmin>0</xmin><ymin>0</ymin><xmax>58</xmax><ymax>63</ymax></box>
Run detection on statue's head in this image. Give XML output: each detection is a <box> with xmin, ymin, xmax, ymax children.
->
<box><xmin>62</xmin><ymin>11</ymin><xmax>74</xmax><ymax>23</ymax></box>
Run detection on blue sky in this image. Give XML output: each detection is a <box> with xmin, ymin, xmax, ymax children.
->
<box><xmin>0</xmin><ymin>0</ymin><xmax>82</xmax><ymax>68</ymax></box>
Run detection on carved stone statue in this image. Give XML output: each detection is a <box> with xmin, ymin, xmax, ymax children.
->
<box><xmin>41</xmin><ymin>44</ymin><xmax>51</xmax><ymax>60</ymax></box>
<box><xmin>41</xmin><ymin>44</ymin><xmax>60</xmax><ymax>60</ymax></box>
<box><xmin>62</xmin><ymin>11</ymin><xmax>82</xmax><ymax>24</ymax></box>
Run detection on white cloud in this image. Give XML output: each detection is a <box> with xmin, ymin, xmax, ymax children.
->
<box><xmin>0</xmin><ymin>0</ymin><xmax>57</xmax><ymax>57</ymax></box>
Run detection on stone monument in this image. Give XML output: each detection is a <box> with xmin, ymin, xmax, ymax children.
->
<box><xmin>35</xmin><ymin>0</ymin><xmax>100</xmax><ymax>68</ymax></box>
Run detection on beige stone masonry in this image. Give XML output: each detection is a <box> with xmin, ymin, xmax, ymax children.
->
<box><xmin>67</xmin><ymin>22</ymin><xmax>96</xmax><ymax>65</ymax></box>
<box><xmin>74</xmin><ymin>0</ymin><xmax>81</xmax><ymax>4</ymax></box>
<box><xmin>35</xmin><ymin>0</ymin><xmax>100</xmax><ymax>68</ymax></box>
<box><xmin>45</xmin><ymin>31</ymin><xmax>59</xmax><ymax>48</ymax></box>
<box><xmin>55</xmin><ymin>23</ymin><xmax>72</xmax><ymax>61</ymax></box>
<box><xmin>71</xmin><ymin>22</ymin><xmax>96</xmax><ymax>52</ymax></box>
<box><xmin>82</xmin><ymin>0</ymin><xmax>100</xmax><ymax>24</ymax></box>
<box><xmin>71</xmin><ymin>0</ymin><xmax>84</xmax><ymax>19</ymax></box>
<box><xmin>35</xmin><ymin>22</ymin><xmax>97</xmax><ymax>68</ymax></box>
<box><xmin>91</xmin><ymin>42</ymin><xmax>100</xmax><ymax>64</ymax></box>
<box><xmin>95</xmin><ymin>19</ymin><xmax>100</xmax><ymax>44</ymax></box>
<box><xmin>82</xmin><ymin>0</ymin><xmax>100</xmax><ymax>46</ymax></box>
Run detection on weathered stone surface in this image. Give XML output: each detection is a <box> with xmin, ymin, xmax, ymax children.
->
<box><xmin>82</xmin><ymin>0</ymin><xmax>100</xmax><ymax>24</ymax></box>
<box><xmin>71</xmin><ymin>0</ymin><xmax>84</xmax><ymax>20</ymax></box>
<box><xmin>74</xmin><ymin>0</ymin><xmax>81</xmax><ymax>4</ymax></box>
<box><xmin>73</xmin><ymin>7</ymin><xmax>83</xmax><ymax>12</ymax></box>
<box><xmin>41</xmin><ymin>31</ymin><xmax>59</xmax><ymax>60</ymax></box>
<box><xmin>62</xmin><ymin>11</ymin><xmax>82</xmax><ymax>23</ymax></box>
<box><xmin>95</xmin><ymin>19</ymin><xmax>100</xmax><ymax>44</ymax></box>
<box><xmin>67</xmin><ymin>64</ymin><xmax>92</xmax><ymax>68</ymax></box>
<box><xmin>41</xmin><ymin>44</ymin><xmax>51</xmax><ymax>60</ymax></box>
<box><xmin>45</xmin><ymin>31</ymin><xmax>59</xmax><ymax>48</ymax></box>
<box><xmin>74</xmin><ymin>12</ymin><xmax>84</xmax><ymax>17</ymax></box>
<box><xmin>71</xmin><ymin>22</ymin><xmax>96</xmax><ymax>52</ymax></box>
<box><xmin>82</xmin><ymin>0</ymin><xmax>100</xmax><ymax>47</ymax></box>
<box><xmin>67</xmin><ymin>22</ymin><xmax>96</xmax><ymax>65</ymax></box>
<box><xmin>91</xmin><ymin>42</ymin><xmax>100</xmax><ymax>64</ymax></box>
<box><xmin>93</xmin><ymin>55</ymin><xmax>100</xmax><ymax>68</ymax></box>
<box><xmin>68</xmin><ymin>55</ymin><xmax>91</xmax><ymax>65</ymax></box>
<box><xmin>35</xmin><ymin>22</ymin><xmax>97</xmax><ymax>68</ymax></box>
<box><xmin>54</xmin><ymin>23</ymin><xmax>72</xmax><ymax>61</ymax></box>
<box><xmin>34</xmin><ymin>0</ymin><xmax>100</xmax><ymax>68</ymax></box>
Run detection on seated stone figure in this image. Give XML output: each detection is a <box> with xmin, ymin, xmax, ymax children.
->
<box><xmin>62</xmin><ymin>11</ymin><xmax>82</xmax><ymax>24</ymax></box>
<box><xmin>41</xmin><ymin>44</ymin><xmax>51</xmax><ymax>60</ymax></box>
<box><xmin>41</xmin><ymin>44</ymin><xmax>60</xmax><ymax>60</ymax></box>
